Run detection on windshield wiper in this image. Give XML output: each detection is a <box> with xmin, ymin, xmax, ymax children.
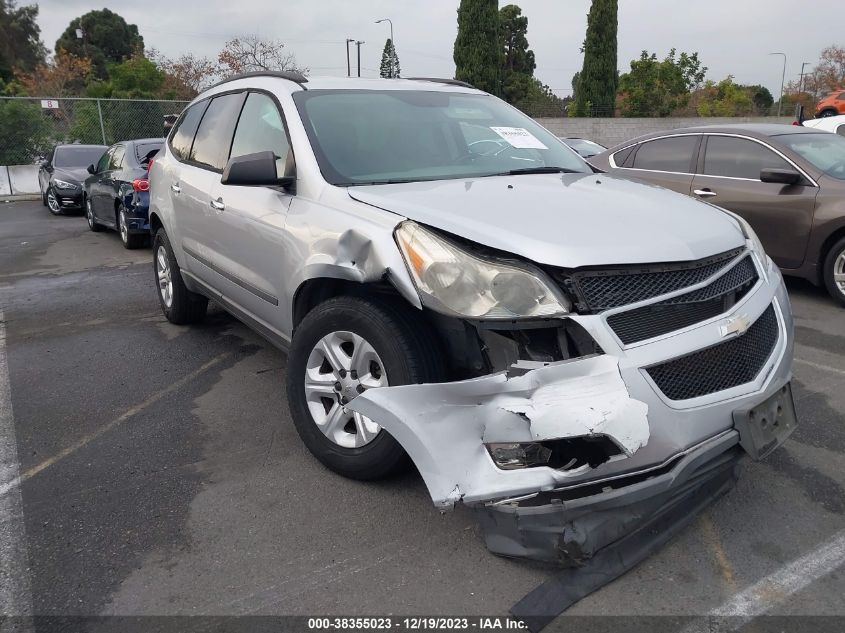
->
<box><xmin>501</xmin><ymin>166</ymin><xmax>583</xmax><ymax>175</ymax></box>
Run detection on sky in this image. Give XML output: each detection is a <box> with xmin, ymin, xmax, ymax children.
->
<box><xmin>35</xmin><ymin>0</ymin><xmax>842</xmax><ymax>98</ymax></box>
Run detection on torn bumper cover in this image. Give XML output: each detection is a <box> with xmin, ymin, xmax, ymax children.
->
<box><xmin>348</xmin><ymin>355</ymin><xmax>650</xmax><ymax>508</ymax></box>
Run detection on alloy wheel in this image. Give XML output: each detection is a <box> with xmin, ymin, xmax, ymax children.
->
<box><xmin>156</xmin><ymin>246</ymin><xmax>173</xmax><ymax>308</ymax></box>
<box><xmin>835</xmin><ymin>249</ymin><xmax>845</xmax><ymax>295</ymax></box>
<box><xmin>119</xmin><ymin>210</ymin><xmax>128</xmax><ymax>244</ymax></box>
<box><xmin>47</xmin><ymin>189</ymin><xmax>60</xmax><ymax>214</ymax></box>
<box><xmin>304</xmin><ymin>331</ymin><xmax>388</xmax><ymax>448</ymax></box>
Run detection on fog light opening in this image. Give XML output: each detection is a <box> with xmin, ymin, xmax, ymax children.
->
<box><xmin>486</xmin><ymin>435</ymin><xmax>623</xmax><ymax>471</ymax></box>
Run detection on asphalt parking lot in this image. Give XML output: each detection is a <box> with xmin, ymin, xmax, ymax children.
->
<box><xmin>1</xmin><ymin>199</ymin><xmax>844</xmax><ymax>628</ymax></box>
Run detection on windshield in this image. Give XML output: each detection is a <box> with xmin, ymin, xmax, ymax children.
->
<box><xmin>292</xmin><ymin>90</ymin><xmax>589</xmax><ymax>185</ymax></box>
<box><xmin>53</xmin><ymin>146</ymin><xmax>107</xmax><ymax>168</ymax></box>
<box><xmin>776</xmin><ymin>132</ymin><xmax>845</xmax><ymax>181</ymax></box>
<box><xmin>562</xmin><ymin>138</ymin><xmax>605</xmax><ymax>157</ymax></box>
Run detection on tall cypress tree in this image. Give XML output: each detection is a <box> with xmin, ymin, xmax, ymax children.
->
<box><xmin>575</xmin><ymin>0</ymin><xmax>618</xmax><ymax>117</ymax></box>
<box><xmin>453</xmin><ymin>0</ymin><xmax>500</xmax><ymax>95</ymax></box>
<box><xmin>379</xmin><ymin>38</ymin><xmax>400</xmax><ymax>78</ymax></box>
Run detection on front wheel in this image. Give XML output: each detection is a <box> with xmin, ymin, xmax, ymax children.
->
<box><xmin>823</xmin><ymin>236</ymin><xmax>845</xmax><ymax>307</ymax></box>
<box><xmin>286</xmin><ymin>296</ymin><xmax>444</xmax><ymax>480</ymax></box>
<box><xmin>86</xmin><ymin>198</ymin><xmax>104</xmax><ymax>232</ymax></box>
<box><xmin>820</xmin><ymin>109</ymin><xmax>838</xmax><ymax>118</ymax></box>
<box><xmin>46</xmin><ymin>187</ymin><xmax>61</xmax><ymax>215</ymax></box>
<box><xmin>152</xmin><ymin>229</ymin><xmax>208</xmax><ymax>324</ymax></box>
<box><xmin>118</xmin><ymin>206</ymin><xmax>144</xmax><ymax>249</ymax></box>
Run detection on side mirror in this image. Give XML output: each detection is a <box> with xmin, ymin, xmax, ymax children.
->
<box><xmin>87</xmin><ymin>164</ymin><xmax>96</xmax><ymax>175</ymax></box>
<box><xmin>221</xmin><ymin>151</ymin><xmax>294</xmax><ymax>188</ymax></box>
<box><xmin>760</xmin><ymin>168</ymin><xmax>801</xmax><ymax>185</ymax></box>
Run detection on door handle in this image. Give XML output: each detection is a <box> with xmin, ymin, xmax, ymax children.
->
<box><xmin>210</xmin><ymin>198</ymin><xmax>225</xmax><ymax>211</ymax></box>
<box><xmin>694</xmin><ymin>189</ymin><xmax>717</xmax><ymax>198</ymax></box>
<box><xmin>170</xmin><ymin>184</ymin><xmax>181</xmax><ymax>193</ymax></box>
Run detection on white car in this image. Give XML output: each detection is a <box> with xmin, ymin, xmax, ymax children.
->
<box><xmin>802</xmin><ymin>114</ymin><xmax>845</xmax><ymax>136</ymax></box>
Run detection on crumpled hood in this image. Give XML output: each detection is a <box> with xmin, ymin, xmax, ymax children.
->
<box><xmin>52</xmin><ymin>167</ymin><xmax>88</xmax><ymax>185</ymax></box>
<box><xmin>348</xmin><ymin>173</ymin><xmax>745</xmax><ymax>268</ymax></box>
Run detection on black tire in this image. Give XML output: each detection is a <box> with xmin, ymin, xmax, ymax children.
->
<box><xmin>46</xmin><ymin>186</ymin><xmax>62</xmax><ymax>215</ymax></box>
<box><xmin>86</xmin><ymin>197</ymin><xmax>104</xmax><ymax>232</ymax></box>
<box><xmin>41</xmin><ymin>186</ymin><xmax>47</xmax><ymax>207</ymax></box>
<box><xmin>820</xmin><ymin>109</ymin><xmax>838</xmax><ymax>118</ymax></box>
<box><xmin>823</xmin><ymin>236</ymin><xmax>845</xmax><ymax>307</ymax></box>
<box><xmin>286</xmin><ymin>296</ymin><xmax>444</xmax><ymax>480</ymax></box>
<box><xmin>152</xmin><ymin>228</ymin><xmax>208</xmax><ymax>324</ymax></box>
<box><xmin>118</xmin><ymin>205</ymin><xmax>144</xmax><ymax>249</ymax></box>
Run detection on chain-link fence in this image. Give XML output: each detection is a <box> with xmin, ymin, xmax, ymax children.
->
<box><xmin>0</xmin><ymin>97</ymin><xmax>189</xmax><ymax>165</ymax></box>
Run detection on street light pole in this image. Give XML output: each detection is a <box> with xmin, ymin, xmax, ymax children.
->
<box><xmin>770</xmin><ymin>52</ymin><xmax>787</xmax><ymax>117</ymax></box>
<box><xmin>375</xmin><ymin>18</ymin><xmax>394</xmax><ymax>45</ymax></box>
<box><xmin>346</xmin><ymin>38</ymin><xmax>354</xmax><ymax>77</ymax></box>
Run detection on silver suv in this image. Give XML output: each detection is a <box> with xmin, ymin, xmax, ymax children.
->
<box><xmin>148</xmin><ymin>72</ymin><xmax>796</xmax><ymax>566</ymax></box>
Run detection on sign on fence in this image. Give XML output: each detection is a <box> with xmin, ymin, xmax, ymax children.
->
<box><xmin>40</xmin><ymin>100</ymin><xmax>59</xmax><ymax>109</ymax></box>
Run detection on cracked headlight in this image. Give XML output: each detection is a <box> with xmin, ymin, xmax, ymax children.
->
<box><xmin>52</xmin><ymin>179</ymin><xmax>78</xmax><ymax>190</ymax></box>
<box><xmin>395</xmin><ymin>221</ymin><xmax>569</xmax><ymax>319</ymax></box>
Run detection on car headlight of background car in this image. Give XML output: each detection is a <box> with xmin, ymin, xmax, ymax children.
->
<box><xmin>395</xmin><ymin>221</ymin><xmax>570</xmax><ymax>319</ymax></box>
<box><xmin>52</xmin><ymin>179</ymin><xmax>79</xmax><ymax>190</ymax></box>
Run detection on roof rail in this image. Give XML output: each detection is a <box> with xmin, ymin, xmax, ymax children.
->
<box><xmin>206</xmin><ymin>70</ymin><xmax>309</xmax><ymax>91</ymax></box>
<box><xmin>406</xmin><ymin>77</ymin><xmax>476</xmax><ymax>89</ymax></box>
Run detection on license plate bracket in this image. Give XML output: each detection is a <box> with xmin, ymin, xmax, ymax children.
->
<box><xmin>733</xmin><ymin>382</ymin><xmax>798</xmax><ymax>461</ymax></box>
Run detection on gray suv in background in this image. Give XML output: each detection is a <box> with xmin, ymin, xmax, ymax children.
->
<box><xmin>148</xmin><ymin>73</ymin><xmax>796</xmax><ymax>568</ymax></box>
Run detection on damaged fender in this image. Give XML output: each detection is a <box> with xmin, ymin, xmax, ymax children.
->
<box><xmin>347</xmin><ymin>354</ymin><xmax>649</xmax><ymax>508</ymax></box>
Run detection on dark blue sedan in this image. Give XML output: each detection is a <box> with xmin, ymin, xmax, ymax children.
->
<box><xmin>83</xmin><ymin>138</ymin><xmax>164</xmax><ymax>249</ymax></box>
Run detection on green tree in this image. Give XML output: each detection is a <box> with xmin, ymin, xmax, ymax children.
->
<box><xmin>575</xmin><ymin>0</ymin><xmax>618</xmax><ymax>117</ymax></box>
<box><xmin>740</xmin><ymin>84</ymin><xmax>774</xmax><ymax>114</ymax></box>
<box><xmin>499</xmin><ymin>4</ymin><xmax>536</xmax><ymax>106</ymax></box>
<box><xmin>696</xmin><ymin>76</ymin><xmax>754</xmax><ymax>117</ymax></box>
<box><xmin>379</xmin><ymin>38</ymin><xmax>400</xmax><ymax>78</ymax></box>
<box><xmin>0</xmin><ymin>98</ymin><xmax>51</xmax><ymax>163</ymax></box>
<box><xmin>0</xmin><ymin>0</ymin><xmax>46</xmax><ymax>82</ymax></box>
<box><xmin>55</xmin><ymin>9</ymin><xmax>143</xmax><ymax>79</ymax></box>
<box><xmin>617</xmin><ymin>49</ymin><xmax>706</xmax><ymax>117</ymax></box>
<box><xmin>453</xmin><ymin>0</ymin><xmax>500</xmax><ymax>95</ymax></box>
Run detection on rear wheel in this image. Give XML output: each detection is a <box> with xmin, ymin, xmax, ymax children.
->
<box><xmin>152</xmin><ymin>228</ymin><xmax>208</xmax><ymax>324</ymax></box>
<box><xmin>820</xmin><ymin>109</ymin><xmax>838</xmax><ymax>118</ymax></box>
<box><xmin>286</xmin><ymin>296</ymin><xmax>444</xmax><ymax>480</ymax></box>
<box><xmin>118</xmin><ymin>205</ymin><xmax>144</xmax><ymax>249</ymax></box>
<box><xmin>823</xmin><ymin>236</ymin><xmax>845</xmax><ymax>307</ymax></box>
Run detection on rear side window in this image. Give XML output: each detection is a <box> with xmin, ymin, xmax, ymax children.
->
<box><xmin>135</xmin><ymin>142</ymin><xmax>163</xmax><ymax>164</ymax></box>
<box><xmin>702</xmin><ymin>136</ymin><xmax>790</xmax><ymax>180</ymax></box>
<box><xmin>632</xmin><ymin>136</ymin><xmax>698</xmax><ymax>173</ymax></box>
<box><xmin>612</xmin><ymin>145</ymin><xmax>635</xmax><ymax>167</ymax></box>
<box><xmin>838</xmin><ymin>92</ymin><xmax>845</xmax><ymax>100</ymax></box>
<box><xmin>230</xmin><ymin>92</ymin><xmax>293</xmax><ymax>178</ymax></box>
<box><xmin>170</xmin><ymin>101</ymin><xmax>208</xmax><ymax>161</ymax></box>
<box><xmin>190</xmin><ymin>92</ymin><xmax>246</xmax><ymax>171</ymax></box>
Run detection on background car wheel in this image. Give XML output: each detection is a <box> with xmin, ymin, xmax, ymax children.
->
<box><xmin>86</xmin><ymin>198</ymin><xmax>104</xmax><ymax>232</ymax></box>
<box><xmin>41</xmin><ymin>186</ymin><xmax>48</xmax><ymax>207</ymax></box>
<box><xmin>118</xmin><ymin>206</ymin><xmax>144</xmax><ymax>249</ymax></box>
<box><xmin>820</xmin><ymin>109</ymin><xmax>838</xmax><ymax>118</ymax></box>
<box><xmin>823</xmin><ymin>236</ymin><xmax>845</xmax><ymax>307</ymax></box>
<box><xmin>286</xmin><ymin>296</ymin><xmax>444</xmax><ymax>480</ymax></box>
<box><xmin>152</xmin><ymin>228</ymin><xmax>208</xmax><ymax>324</ymax></box>
<box><xmin>46</xmin><ymin>187</ymin><xmax>62</xmax><ymax>215</ymax></box>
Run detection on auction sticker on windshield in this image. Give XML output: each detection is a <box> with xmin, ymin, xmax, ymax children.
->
<box><xmin>490</xmin><ymin>127</ymin><xmax>548</xmax><ymax>149</ymax></box>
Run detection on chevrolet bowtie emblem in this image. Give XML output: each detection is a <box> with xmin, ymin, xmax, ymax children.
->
<box><xmin>719</xmin><ymin>314</ymin><xmax>752</xmax><ymax>338</ymax></box>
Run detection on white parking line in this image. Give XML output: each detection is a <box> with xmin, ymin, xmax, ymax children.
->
<box><xmin>794</xmin><ymin>357</ymin><xmax>845</xmax><ymax>377</ymax></box>
<box><xmin>708</xmin><ymin>529</ymin><xmax>845</xmax><ymax>624</ymax></box>
<box><xmin>0</xmin><ymin>310</ymin><xmax>33</xmax><ymax>618</ymax></box>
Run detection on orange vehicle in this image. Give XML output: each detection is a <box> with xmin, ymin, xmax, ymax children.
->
<box><xmin>816</xmin><ymin>88</ymin><xmax>845</xmax><ymax>117</ymax></box>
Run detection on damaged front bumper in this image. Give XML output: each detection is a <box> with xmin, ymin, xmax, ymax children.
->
<box><xmin>347</xmin><ymin>260</ymin><xmax>795</xmax><ymax>563</ymax></box>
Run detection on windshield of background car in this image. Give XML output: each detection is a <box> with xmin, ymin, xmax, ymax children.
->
<box><xmin>776</xmin><ymin>132</ymin><xmax>845</xmax><ymax>180</ymax></box>
<box><xmin>53</xmin><ymin>146</ymin><xmax>107</xmax><ymax>168</ymax></box>
<box><xmin>292</xmin><ymin>90</ymin><xmax>589</xmax><ymax>185</ymax></box>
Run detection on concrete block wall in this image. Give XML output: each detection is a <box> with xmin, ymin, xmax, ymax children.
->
<box><xmin>535</xmin><ymin>117</ymin><xmax>794</xmax><ymax>149</ymax></box>
<box><xmin>0</xmin><ymin>165</ymin><xmax>39</xmax><ymax>198</ymax></box>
